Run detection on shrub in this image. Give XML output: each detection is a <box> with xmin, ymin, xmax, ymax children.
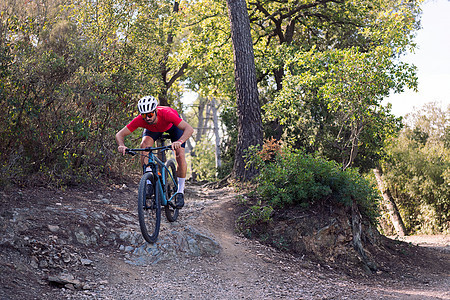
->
<box><xmin>383</xmin><ymin>134</ymin><xmax>450</xmax><ymax>233</ymax></box>
<box><xmin>246</xmin><ymin>143</ymin><xmax>381</xmax><ymax>223</ymax></box>
<box><xmin>381</xmin><ymin>103</ymin><xmax>450</xmax><ymax>233</ymax></box>
<box><xmin>236</xmin><ymin>203</ymin><xmax>274</xmax><ymax>237</ymax></box>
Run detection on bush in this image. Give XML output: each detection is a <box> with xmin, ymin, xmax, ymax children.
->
<box><xmin>381</xmin><ymin>103</ymin><xmax>450</xmax><ymax>233</ymax></box>
<box><xmin>246</xmin><ymin>142</ymin><xmax>381</xmax><ymax>223</ymax></box>
<box><xmin>236</xmin><ymin>203</ymin><xmax>274</xmax><ymax>238</ymax></box>
<box><xmin>0</xmin><ymin>7</ymin><xmax>139</xmax><ymax>188</ymax></box>
<box><xmin>383</xmin><ymin>135</ymin><xmax>450</xmax><ymax>233</ymax></box>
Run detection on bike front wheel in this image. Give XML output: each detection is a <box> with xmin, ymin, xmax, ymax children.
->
<box><xmin>138</xmin><ymin>172</ymin><xmax>161</xmax><ymax>243</ymax></box>
<box><xmin>164</xmin><ymin>159</ymin><xmax>179</xmax><ymax>222</ymax></box>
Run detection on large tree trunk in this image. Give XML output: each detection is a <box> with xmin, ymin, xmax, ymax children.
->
<box><xmin>373</xmin><ymin>167</ymin><xmax>407</xmax><ymax>236</ymax></box>
<box><xmin>226</xmin><ymin>0</ymin><xmax>263</xmax><ymax>181</ymax></box>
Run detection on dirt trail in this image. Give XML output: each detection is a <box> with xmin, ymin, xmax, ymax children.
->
<box><xmin>91</xmin><ymin>185</ymin><xmax>450</xmax><ymax>299</ymax></box>
<box><xmin>1</xmin><ymin>183</ymin><xmax>449</xmax><ymax>299</ymax></box>
<box><xmin>394</xmin><ymin>235</ymin><xmax>450</xmax><ymax>253</ymax></box>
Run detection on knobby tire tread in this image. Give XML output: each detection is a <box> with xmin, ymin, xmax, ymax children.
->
<box><xmin>164</xmin><ymin>159</ymin><xmax>179</xmax><ymax>222</ymax></box>
<box><xmin>138</xmin><ymin>172</ymin><xmax>161</xmax><ymax>243</ymax></box>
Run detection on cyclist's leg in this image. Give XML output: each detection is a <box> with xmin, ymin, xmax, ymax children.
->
<box><xmin>166</xmin><ymin>125</ymin><xmax>187</xmax><ymax>180</ymax></box>
<box><xmin>175</xmin><ymin>147</ymin><xmax>187</xmax><ymax>188</ymax></box>
<box><xmin>174</xmin><ymin>148</ymin><xmax>187</xmax><ymax>208</ymax></box>
<box><xmin>141</xmin><ymin>129</ymin><xmax>160</xmax><ymax>168</ymax></box>
<box><xmin>167</xmin><ymin>125</ymin><xmax>187</xmax><ymax>208</ymax></box>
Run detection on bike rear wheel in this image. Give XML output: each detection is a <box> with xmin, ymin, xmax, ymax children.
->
<box><xmin>164</xmin><ymin>159</ymin><xmax>179</xmax><ymax>222</ymax></box>
<box><xmin>138</xmin><ymin>172</ymin><xmax>161</xmax><ymax>243</ymax></box>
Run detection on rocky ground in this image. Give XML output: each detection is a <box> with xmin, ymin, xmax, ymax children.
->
<box><xmin>0</xmin><ymin>180</ymin><xmax>449</xmax><ymax>300</ymax></box>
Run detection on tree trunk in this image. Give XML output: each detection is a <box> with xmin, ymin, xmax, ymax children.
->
<box><xmin>226</xmin><ymin>0</ymin><xmax>263</xmax><ymax>181</ymax></box>
<box><xmin>373</xmin><ymin>167</ymin><xmax>407</xmax><ymax>236</ymax></box>
<box><xmin>195</xmin><ymin>97</ymin><xmax>208</xmax><ymax>143</ymax></box>
<box><xmin>210</xmin><ymin>97</ymin><xmax>222</xmax><ymax>169</ymax></box>
<box><xmin>351</xmin><ymin>198</ymin><xmax>378</xmax><ymax>272</ymax></box>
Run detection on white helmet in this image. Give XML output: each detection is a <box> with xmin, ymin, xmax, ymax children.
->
<box><xmin>137</xmin><ymin>96</ymin><xmax>158</xmax><ymax>114</ymax></box>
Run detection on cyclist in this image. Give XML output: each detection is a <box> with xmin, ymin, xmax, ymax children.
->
<box><xmin>115</xmin><ymin>95</ymin><xmax>194</xmax><ymax>208</ymax></box>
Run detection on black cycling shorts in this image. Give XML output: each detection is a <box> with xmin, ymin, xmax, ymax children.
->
<box><xmin>142</xmin><ymin>125</ymin><xmax>186</xmax><ymax>148</ymax></box>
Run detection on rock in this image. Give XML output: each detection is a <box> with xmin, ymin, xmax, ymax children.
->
<box><xmin>62</xmin><ymin>253</ymin><xmax>71</xmax><ymax>263</ymax></box>
<box><xmin>119</xmin><ymin>231</ymin><xmax>131</xmax><ymax>240</ymax></box>
<box><xmin>119</xmin><ymin>214</ymin><xmax>134</xmax><ymax>222</ymax></box>
<box><xmin>74</xmin><ymin>229</ymin><xmax>98</xmax><ymax>246</ymax></box>
<box><xmin>30</xmin><ymin>256</ymin><xmax>38</xmax><ymax>268</ymax></box>
<box><xmin>101</xmin><ymin>198</ymin><xmax>110</xmax><ymax>204</ymax></box>
<box><xmin>48</xmin><ymin>273</ymin><xmax>82</xmax><ymax>289</ymax></box>
<box><xmin>48</xmin><ymin>225</ymin><xmax>59</xmax><ymax>233</ymax></box>
<box><xmin>185</xmin><ymin>226</ymin><xmax>221</xmax><ymax>256</ymax></box>
<box><xmin>39</xmin><ymin>259</ymin><xmax>48</xmax><ymax>268</ymax></box>
<box><xmin>80</xmin><ymin>258</ymin><xmax>93</xmax><ymax>266</ymax></box>
<box><xmin>124</xmin><ymin>226</ymin><xmax>221</xmax><ymax>266</ymax></box>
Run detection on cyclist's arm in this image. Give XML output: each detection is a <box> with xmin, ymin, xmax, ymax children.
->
<box><xmin>115</xmin><ymin>126</ymin><xmax>132</xmax><ymax>155</ymax></box>
<box><xmin>172</xmin><ymin>120</ymin><xmax>194</xmax><ymax>150</ymax></box>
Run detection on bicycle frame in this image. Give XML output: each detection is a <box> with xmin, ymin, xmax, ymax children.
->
<box><xmin>127</xmin><ymin>146</ymin><xmax>178</xmax><ymax>207</ymax></box>
<box><xmin>125</xmin><ymin>142</ymin><xmax>180</xmax><ymax>243</ymax></box>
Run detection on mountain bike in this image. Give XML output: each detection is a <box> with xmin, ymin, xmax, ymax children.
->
<box><xmin>125</xmin><ymin>136</ymin><xmax>179</xmax><ymax>243</ymax></box>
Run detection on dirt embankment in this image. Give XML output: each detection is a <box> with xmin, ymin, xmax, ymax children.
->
<box><xmin>1</xmin><ymin>182</ymin><xmax>449</xmax><ymax>299</ymax></box>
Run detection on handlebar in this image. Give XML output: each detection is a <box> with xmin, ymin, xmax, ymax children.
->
<box><xmin>125</xmin><ymin>145</ymin><xmax>173</xmax><ymax>156</ymax></box>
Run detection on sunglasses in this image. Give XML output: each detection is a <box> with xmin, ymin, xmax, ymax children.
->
<box><xmin>141</xmin><ymin>112</ymin><xmax>155</xmax><ymax>119</ymax></box>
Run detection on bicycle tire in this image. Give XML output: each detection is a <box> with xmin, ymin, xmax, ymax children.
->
<box><xmin>138</xmin><ymin>172</ymin><xmax>161</xmax><ymax>243</ymax></box>
<box><xmin>164</xmin><ymin>159</ymin><xmax>179</xmax><ymax>222</ymax></box>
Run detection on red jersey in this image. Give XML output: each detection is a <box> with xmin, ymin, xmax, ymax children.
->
<box><xmin>126</xmin><ymin>106</ymin><xmax>182</xmax><ymax>133</ymax></box>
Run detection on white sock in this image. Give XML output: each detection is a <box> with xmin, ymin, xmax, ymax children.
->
<box><xmin>177</xmin><ymin>177</ymin><xmax>186</xmax><ymax>194</ymax></box>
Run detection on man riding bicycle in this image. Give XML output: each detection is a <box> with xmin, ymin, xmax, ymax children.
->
<box><xmin>115</xmin><ymin>95</ymin><xmax>194</xmax><ymax>208</ymax></box>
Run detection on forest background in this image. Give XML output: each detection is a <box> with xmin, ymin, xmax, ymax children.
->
<box><xmin>0</xmin><ymin>0</ymin><xmax>448</xmax><ymax>235</ymax></box>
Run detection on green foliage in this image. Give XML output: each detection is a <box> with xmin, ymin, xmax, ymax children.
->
<box><xmin>236</xmin><ymin>202</ymin><xmax>274</xmax><ymax>238</ymax></box>
<box><xmin>180</xmin><ymin>0</ymin><xmax>234</xmax><ymax>99</ymax></box>
<box><xmin>0</xmin><ymin>0</ymin><xmax>142</xmax><ymax>187</ymax></box>
<box><xmin>247</xmin><ymin>143</ymin><xmax>381</xmax><ymax>223</ymax></box>
<box><xmin>217</xmin><ymin>99</ymin><xmax>238</xmax><ymax>179</ymax></box>
<box><xmin>382</xmin><ymin>103</ymin><xmax>450</xmax><ymax>233</ymax></box>
<box><xmin>250</xmin><ymin>0</ymin><xmax>421</xmax><ymax>93</ymax></box>
<box><xmin>181</xmin><ymin>0</ymin><xmax>421</xmax><ymax>179</ymax></box>
<box><xmin>263</xmin><ymin>47</ymin><xmax>407</xmax><ymax>171</ymax></box>
<box><xmin>0</xmin><ymin>0</ymin><xmax>423</xmax><ymax>188</ymax></box>
<box><xmin>191</xmin><ymin>137</ymin><xmax>217</xmax><ymax>181</ymax></box>
<box><xmin>251</xmin><ymin>0</ymin><xmax>420</xmax><ymax>172</ymax></box>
